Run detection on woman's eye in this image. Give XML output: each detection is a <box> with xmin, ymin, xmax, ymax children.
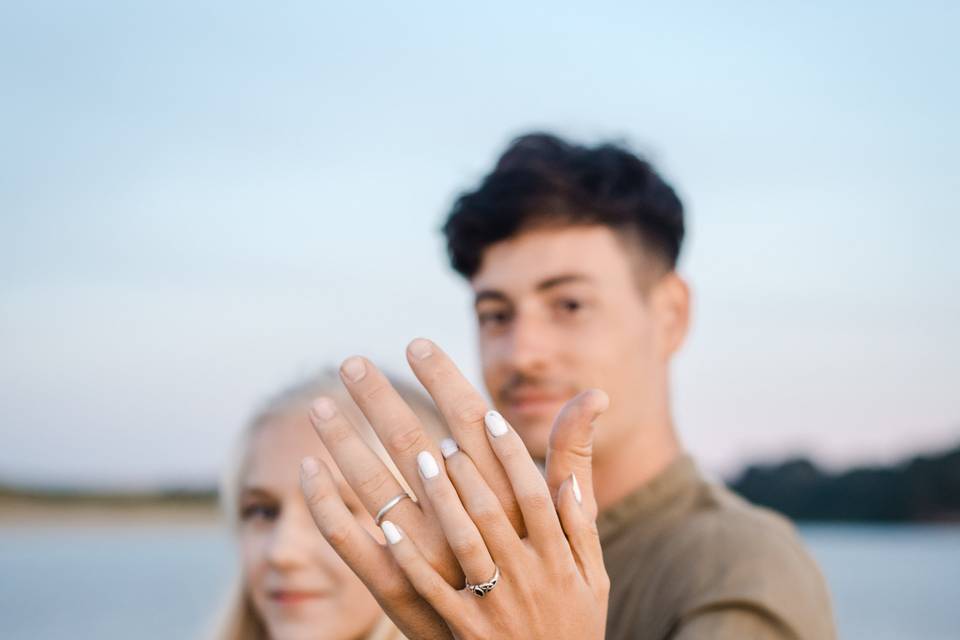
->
<box><xmin>240</xmin><ymin>504</ymin><xmax>279</xmax><ymax>522</ymax></box>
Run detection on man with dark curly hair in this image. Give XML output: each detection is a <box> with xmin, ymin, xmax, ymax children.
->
<box><xmin>302</xmin><ymin>132</ymin><xmax>836</xmax><ymax>640</ymax></box>
<box><xmin>437</xmin><ymin>132</ymin><xmax>835</xmax><ymax>639</ymax></box>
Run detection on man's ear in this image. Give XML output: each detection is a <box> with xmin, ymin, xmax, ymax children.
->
<box><xmin>650</xmin><ymin>272</ymin><xmax>691</xmax><ymax>359</ymax></box>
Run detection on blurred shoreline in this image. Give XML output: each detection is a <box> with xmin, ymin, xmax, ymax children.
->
<box><xmin>729</xmin><ymin>439</ymin><xmax>960</xmax><ymax>523</ymax></box>
<box><xmin>0</xmin><ymin>492</ymin><xmax>220</xmax><ymax>528</ymax></box>
<box><xmin>3</xmin><ymin>437</ymin><xmax>958</xmax><ymax>526</ymax></box>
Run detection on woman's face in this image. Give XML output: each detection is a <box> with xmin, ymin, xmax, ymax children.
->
<box><xmin>238</xmin><ymin>410</ymin><xmax>383</xmax><ymax>640</ymax></box>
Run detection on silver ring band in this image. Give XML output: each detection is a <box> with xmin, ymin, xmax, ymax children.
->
<box><xmin>464</xmin><ymin>565</ymin><xmax>500</xmax><ymax>598</ymax></box>
<box><xmin>375</xmin><ymin>492</ymin><xmax>411</xmax><ymax>526</ymax></box>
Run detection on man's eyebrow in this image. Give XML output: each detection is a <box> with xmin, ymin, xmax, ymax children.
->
<box><xmin>536</xmin><ymin>273</ymin><xmax>593</xmax><ymax>291</ymax></box>
<box><xmin>474</xmin><ymin>290</ymin><xmax>509</xmax><ymax>306</ymax></box>
<box><xmin>474</xmin><ymin>274</ymin><xmax>593</xmax><ymax>305</ymax></box>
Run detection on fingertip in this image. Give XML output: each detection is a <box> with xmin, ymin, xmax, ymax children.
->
<box><xmin>340</xmin><ymin>356</ymin><xmax>368</xmax><ymax>383</ymax></box>
<box><xmin>301</xmin><ymin>456</ymin><xmax>321</xmax><ymax>479</ymax></box>
<box><xmin>407</xmin><ymin>337</ymin><xmax>435</xmax><ymax>360</ymax></box>
<box><xmin>310</xmin><ymin>397</ymin><xmax>337</xmax><ymax>423</ymax></box>
<box><xmin>583</xmin><ymin>388</ymin><xmax>609</xmax><ymax>415</ymax></box>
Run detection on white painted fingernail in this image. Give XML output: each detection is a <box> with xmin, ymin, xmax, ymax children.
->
<box><xmin>417</xmin><ymin>450</ymin><xmax>440</xmax><ymax>479</ymax></box>
<box><xmin>381</xmin><ymin>520</ymin><xmax>403</xmax><ymax>544</ymax></box>
<box><xmin>439</xmin><ymin>438</ymin><xmax>459</xmax><ymax>459</ymax></box>
<box><xmin>484</xmin><ymin>410</ymin><xmax>509</xmax><ymax>437</ymax></box>
<box><xmin>571</xmin><ymin>473</ymin><xmax>582</xmax><ymax>505</ymax></box>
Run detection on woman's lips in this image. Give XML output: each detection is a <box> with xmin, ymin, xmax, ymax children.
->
<box><xmin>269</xmin><ymin>590</ymin><xmax>327</xmax><ymax>605</ymax></box>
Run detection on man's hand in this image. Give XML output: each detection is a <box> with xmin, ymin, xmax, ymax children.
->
<box><xmin>299</xmin><ymin>338</ymin><xmax>608</xmax><ymax>639</ymax></box>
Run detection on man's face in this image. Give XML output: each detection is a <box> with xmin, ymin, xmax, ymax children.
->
<box><xmin>471</xmin><ymin>225</ymin><xmax>671</xmax><ymax>461</ymax></box>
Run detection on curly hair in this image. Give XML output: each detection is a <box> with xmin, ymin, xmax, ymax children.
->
<box><xmin>442</xmin><ymin>132</ymin><xmax>685</xmax><ymax>280</ymax></box>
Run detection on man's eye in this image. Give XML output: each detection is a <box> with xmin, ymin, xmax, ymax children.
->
<box><xmin>477</xmin><ymin>309</ymin><xmax>511</xmax><ymax>327</ymax></box>
<box><xmin>240</xmin><ymin>504</ymin><xmax>279</xmax><ymax>522</ymax></box>
<box><xmin>555</xmin><ymin>298</ymin><xmax>583</xmax><ymax>315</ymax></box>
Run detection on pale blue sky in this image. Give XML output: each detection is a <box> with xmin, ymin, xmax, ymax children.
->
<box><xmin>2</xmin><ymin>1</ymin><xmax>958</xmax><ymax>487</ymax></box>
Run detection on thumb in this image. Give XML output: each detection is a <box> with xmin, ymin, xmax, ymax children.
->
<box><xmin>544</xmin><ymin>389</ymin><xmax>609</xmax><ymax>520</ymax></box>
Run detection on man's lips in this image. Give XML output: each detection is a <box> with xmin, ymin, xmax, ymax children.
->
<box><xmin>503</xmin><ymin>391</ymin><xmax>571</xmax><ymax>414</ymax></box>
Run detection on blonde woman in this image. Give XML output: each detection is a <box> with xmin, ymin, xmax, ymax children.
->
<box><xmin>211</xmin><ymin>370</ymin><xmax>446</xmax><ymax>640</ymax></box>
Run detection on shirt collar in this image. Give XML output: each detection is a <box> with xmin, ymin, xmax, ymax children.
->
<box><xmin>597</xmin><ymin>453</ymin><xmax>700</xmax><ymax>543</ymax></box>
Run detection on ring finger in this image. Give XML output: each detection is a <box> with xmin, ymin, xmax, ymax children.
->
<box><xmin>415</xmin><ymin>446</ymin><xmax>497</xmax><ymax>588</ymax></box>
<box><xmin>309</xmin><ymin>396</ymin><xmax>460</xmax><ymax>583</ymax></box>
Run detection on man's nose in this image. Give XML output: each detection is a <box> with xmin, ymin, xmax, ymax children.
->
<box><xmin>504</xmin><ymin>312</ymin><xmax>551</xmax><ymax>374</ymax></box>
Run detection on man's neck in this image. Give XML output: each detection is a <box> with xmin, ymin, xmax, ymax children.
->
<box><xmin>592</xmin><ymin>422</ymin><xmax>682</xmax><ymax>513</ymax></box>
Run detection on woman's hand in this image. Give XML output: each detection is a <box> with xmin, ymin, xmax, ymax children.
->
<box><xmin>380</xmin><ymin>406</ymin><xmax>610</xmax><ymax>640</ymax></box>
<box><xmin>299</xmin><ymin>338</ymin><xmax>609</xmax><ymax>639</ymax></box>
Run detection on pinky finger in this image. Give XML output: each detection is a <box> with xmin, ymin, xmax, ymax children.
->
<box><xmin>557</xmin><ymin>474</ymin><xmax>609</xmax><ymax>594</ymax></box>
<box><xmin>301</xmin><ymin>459</ymin><xmax>454</xmax><ymax>640</ymax></box>
<box><xmin>381</xmin><ymin>520</ymin><xmax>468</xmax><ymax>623</ymax></box>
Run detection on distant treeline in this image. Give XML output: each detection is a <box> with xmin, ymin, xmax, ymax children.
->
<box><xmin>0</xmin><ymin>484</ymin><xmax>217</xmax><ymax>507</ymax></box>
<box><xmin>730</xmin><ymin>441</ymin><xmax>960</xmax><ymax>522</ymax></box>
<box><xmin>4</xmin><ymin>440</ymin><xmax>960</xmax><ymax>522</ymax></box>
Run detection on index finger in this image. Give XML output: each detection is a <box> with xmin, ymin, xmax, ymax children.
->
<box><xmin>337</xmin><ymin>355</ymin><xmax>444</xmax><ymax>517</ymax></box>
<box><xmin>405</xmin><ymin>338</ymin><xmax>525</xmax><ymax>535</ymax></box>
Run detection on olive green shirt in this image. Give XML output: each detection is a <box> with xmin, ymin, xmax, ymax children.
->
<box><xmin>599</xmin><ymin>455</ymin><xmax>836</xmax><ymax>640</ymax></box>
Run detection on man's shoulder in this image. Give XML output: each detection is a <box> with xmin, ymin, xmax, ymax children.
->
<box><xmin>602</xmin><ymin>463</ymin><xmax>837</xmax><ymax>639</ymax></box>
<box><xmin>655</xmin><ymin>479</ymin><xmax>836</xmax><ymax>638</ymax></box>
<box><xmin>661</xmin><ymin>478</ymin><xmax>825</xmax><ymax>590</ymax></box>
<box><xmin>672</xmin><ymin>478</ymin><xmax>802</xmax><ymax>557</ymax></box>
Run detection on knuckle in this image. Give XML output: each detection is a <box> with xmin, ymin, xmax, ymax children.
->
<box><xmin>422</xmin><ymin>544</ymin><xmax>457</xmax><ymax>578</ymax></box>
<box><xmin>449</xmin><ymin>534</ymin><xmax>483</xmax><ymax>559</ymax></box>
<box><xmin>595</xmin><ymin>572</ymin><xmax>611</xmax><ymax>598</ymax></box>
<box><xmin>499</xmin><ymin>437</ymin><xmax>535</xmax><ymax>465</ymax></box>
<box><xmin>416</xmin><ymin>575</ymin><xmax>448</xmax><ymax>602</ymax></box>
<box><xmin>431</xmin><ymin>480</ymin><xmax>458</xmax><ymax>504</ymax></box>
<box><xmin>454</xmin><ymin>399</ymin><xmax>487</xmax><ymax>426</ymax></box>
<box><xmin>362</xmin><ymin>381</ymin><xmax>390</xmax><ymax>402</ymax></box>
<box><xmin>380</xmin><ymin>575</ymin><xmax>416</xmax><ymax>604</ymax></box>
<box><xmin>579</xmin><ymin>518</ymin><xmax>601</xmax><ymax>540</ymax></box>
<box><xmin>517</xmin><ymin>490</ymin><xmax>552</xmax><ymax>513</ymax></box>
<box><xmin>321</xmin><ymin>421</ymin><xmax>356</xmax><ymax>446</ymax></box>
<box><xmin>321</xmin><ymin>520</ymin><xmax>352</xmax><ymax>548</ymax></box>
<box><xmin>548</xmin><ymin>425</ymin><xmax>592</xmax><ymax>457</ymax></box>
<box><xmin>301</xmin><ymin>480</ymin><xmax>324</xmax><ymax>506</ymax></box>
<box><xmin>495</xmin><ymin>440</ymin><xmax>523</xmax><ymax>463</ymax></box>
<box><xmin>355</xmin><ymin>468</ymin><xmax>390</xmax><ymax>496</ymax></box>
<box><xmin>469</xmin><ymin>502</ymin><xmax>502</xmax><ymax>530</ymax></box>
<box><xmin>387</xmin><ymin>425</ymin><xmax>426</xmax><ymax>455</ymax></box>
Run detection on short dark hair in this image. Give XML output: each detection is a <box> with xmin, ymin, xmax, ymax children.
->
<box><xmin>442</xmin><ymin>132</ymin><xmax>685</xmax><ymax>280</ymax></box>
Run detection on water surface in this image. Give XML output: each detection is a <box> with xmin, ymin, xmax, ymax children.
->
<box><xmin>1</xmin><ymin>522</ymin><xmax>957</xmax><ymax>639</ymax></box>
